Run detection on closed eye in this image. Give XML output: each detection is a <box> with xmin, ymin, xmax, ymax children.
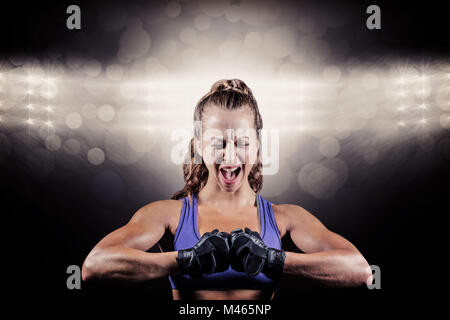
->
<box><xmin>213</xmin><ymin>142</ymin><xmax>249</xmax><ymax>148</ymax></box>
<box><xmin>237</xmin><ymin>141</ymin><xmax>249</xmax><ymax>147</ymax></box>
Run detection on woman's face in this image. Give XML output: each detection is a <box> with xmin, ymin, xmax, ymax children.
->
<box><xmin>197</xmin><ymin>106</ymin><xmax>260</xmax><ymax>193</ymax></box>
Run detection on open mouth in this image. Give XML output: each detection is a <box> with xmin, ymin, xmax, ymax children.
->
<box><xmin>219</xmin><ymin>166</ymin><xmax>242</xmax><ymax>185</ymax></box>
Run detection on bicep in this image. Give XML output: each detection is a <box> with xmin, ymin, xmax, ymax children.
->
<box><xmin>287</xmin><ymin>205</ymin><xmax>359</xmax><ymax>253</ymax></box>
<box><xmin>93</xmin><ymin>201</ymin><xmax>169</xmax><ymax>252</ymax></box>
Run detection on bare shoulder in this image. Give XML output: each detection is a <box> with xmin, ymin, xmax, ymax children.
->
<box><xmin>132</xmin><ymin>199</ymin><xmax>183</xmax><ymax>231</ymax></box>
<box><xmin>272</xmin><ymin>203</ymin><xmax>323</xmax><ymax>234</ymax></box>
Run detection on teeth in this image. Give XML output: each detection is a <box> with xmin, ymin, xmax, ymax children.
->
<box><xmin>222</xmin><ymin>167</ymin><xmax>239</xmax><ymax>172</ymax></box>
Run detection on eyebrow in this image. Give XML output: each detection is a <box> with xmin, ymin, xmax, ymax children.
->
<box><xmin>210</xmin><ymin>136</ymin><xmax>249</xmax><ymax>140</ymax></box>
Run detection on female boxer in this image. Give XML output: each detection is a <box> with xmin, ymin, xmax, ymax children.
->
<box><xmin>82</xmin><ymin>79</ymin><xmax>372</xmax><ymax>300</ymax></box>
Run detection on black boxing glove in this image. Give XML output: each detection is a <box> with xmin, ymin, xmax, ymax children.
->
<box><xmin>229</xmin><ymin>227</ymin><xmax>285</xmax><ymax>279</ymax></box>
<box><xmin>177</xmin><ymin>229</ymin><xmax>230</xmax><ymax>277</ymax></box>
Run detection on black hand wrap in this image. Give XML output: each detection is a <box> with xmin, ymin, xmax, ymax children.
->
<box><xmin>177</xmin><ymin>229</ymin><xmax>230</xmax><ymax>277</ymax></box>
<box><xmin>229</xmin><ymin>227</ymin><xmax>285</xmax><ymax>279</ymax></box>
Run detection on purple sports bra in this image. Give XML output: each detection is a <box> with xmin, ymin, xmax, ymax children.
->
<box><xmin>168</xmin><ymin>193</ymin><xmax>283</xmax><ymax>291</ymax></box>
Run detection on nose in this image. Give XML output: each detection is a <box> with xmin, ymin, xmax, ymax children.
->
<box><xmin>222</xmin><ymin>141</ymin><xmax>237</xmax><ymax>164</ymax></box>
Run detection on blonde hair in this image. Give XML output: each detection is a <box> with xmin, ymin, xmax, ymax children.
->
<box><xmin>171</xmin><ymin>79</ymin><xmax>263</xmax><ymax>200</ymax></box>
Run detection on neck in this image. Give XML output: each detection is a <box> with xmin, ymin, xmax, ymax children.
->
<box><xmin>197</xmin><ymin>177</ymin><xmax>257</xmax><ymax>210</ymax></box>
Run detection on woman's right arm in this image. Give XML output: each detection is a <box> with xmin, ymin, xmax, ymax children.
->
<box><xmin>82</xmin><ymin>200</ymin><xmax>180</xmax><ymax>283</ymax></box>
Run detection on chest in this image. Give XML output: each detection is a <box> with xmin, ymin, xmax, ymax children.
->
<box><xmin>166</xmin><ymin>202</ymin><xmax>288</xmax><ymax>245</ymax></box>
<box><xmin>196</xmin><ymin>206</ymin><xmax>262</xmax><ymax>236</ymax></box>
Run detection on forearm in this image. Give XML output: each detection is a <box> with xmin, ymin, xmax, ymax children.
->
<box><xmin>82</xmin><ymin>246</ymin><xmax>179</xmax><ymax>282</ymax></box>
<box><xmin>283</xmin><ymin>250</ymin><xmax>372</xmax><ymax>287</ymax></box>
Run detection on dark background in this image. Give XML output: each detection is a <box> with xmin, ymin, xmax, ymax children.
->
<box><xmin>1</xmin><ymin>0</ymin><xmax>448</xmax><ymax>313</ymax></box>
<box><xmin>1</xmin><ymin>0</ymin><xmax>449</xmax><ymax>60</ymax></box>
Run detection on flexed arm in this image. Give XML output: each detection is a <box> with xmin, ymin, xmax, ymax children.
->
<box><xmin>82</xmin><ymin>200</ymin><xmax>180</xmax><ymax>282</ymax></box>
<box><xmin>280</xmin><ymin>204</ymin><xmax>373</xmax><ymax>287</ymax></box>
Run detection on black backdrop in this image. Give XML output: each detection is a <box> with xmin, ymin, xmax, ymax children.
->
<box><xmin>1</xmin><ymin>0</ymin><xmax>448</xmax><ymax>314</ymax></box>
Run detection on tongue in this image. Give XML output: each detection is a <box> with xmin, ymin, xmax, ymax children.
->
<box><xmin>225</xmin><ymin>170</ymin><xmax>235</xmax><ymax>180</ymax></box>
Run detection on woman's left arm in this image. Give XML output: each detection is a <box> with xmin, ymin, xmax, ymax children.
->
<box><xmin>279</xmin><ymin>204</ymin><xmax>373</xmax><ymax>287</ymax></box>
